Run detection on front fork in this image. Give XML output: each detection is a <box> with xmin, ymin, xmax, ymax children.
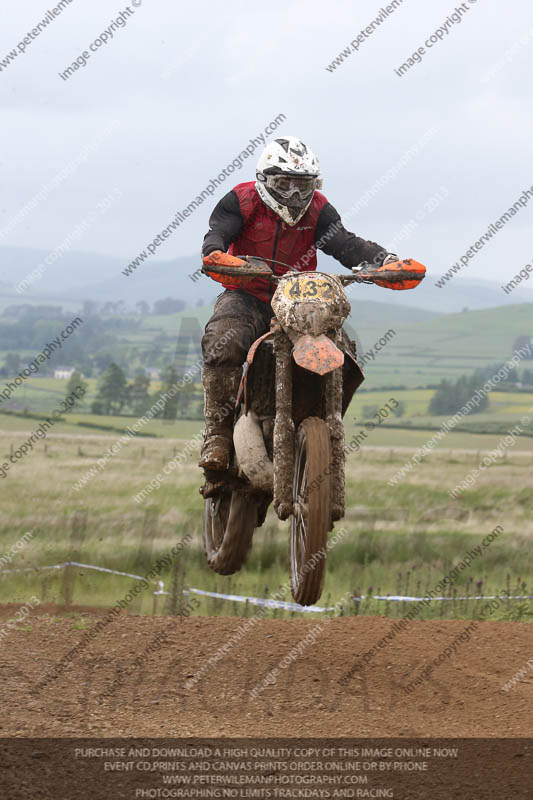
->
<box><xmin>272</xmin><ymin>327</ymin><xmax>345</xmax><ymax>523</ymax></box>
<box><xmin>273</xmin><ymin>330</ymin><xmax>294</xmax><ymax>520</ymax></box>
<box><xmin>326</xmin><ymin>333</ymin><xmax>345</xmax><ymax>522</ymax></box>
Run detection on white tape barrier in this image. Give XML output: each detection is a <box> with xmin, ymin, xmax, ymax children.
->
<box><xmin>67</xmin><ymin>561</ymin><xmax>149</xmax><ymax>582</ymax></box>
<box><xmin>0</xmin><ymin>563</ymin><xmax>66</xmax><ymax>575</ymax></box>
<box><xmin>1</xmin><ymin>561</ymin><xmax>531</xmax><ymax>611</ymax></box>
<box><xmin>185</xmin><ymin>586</ymin><xmax>334</xmax><ymax>613</ymax></box>
<box><xmin>354</xmin><ymin>594</ymin><xmax>533</xmax><ymax>602</ymax></box>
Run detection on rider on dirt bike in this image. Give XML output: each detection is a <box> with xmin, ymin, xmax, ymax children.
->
<box><xmin>199</xmin><ymin>135</ymin><xmax>400</xmax><ymax>471</ymax></box>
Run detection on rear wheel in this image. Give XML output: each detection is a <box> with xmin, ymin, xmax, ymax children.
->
<box><xmin>203</xmin><ymin>491</ymin><xmax>259</xmax><ymax>575</ymax></box>
<box><xmin>290</xmin><ymin>417</ymin><xmax>331</xmax><ymax>605</ymax></box>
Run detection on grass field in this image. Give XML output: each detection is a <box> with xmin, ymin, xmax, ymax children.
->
<box><xmin>2</xmin><ymin>407</ymin><xmax>533</xmax><ymax>448</ymax></box>
<box><xmin>1</xmin><ymin>423</ymin><xmax>531</xmax><ymax>623</ymax></box>
<box><xmin>3</xmin><ymin>380</ymin><xmax>533</xmax><ymax>440</ymax></box>
<box><xmin>355</xmin><ymin>303</ymin><xmax>533</xmax><ymax>387</ymax></box>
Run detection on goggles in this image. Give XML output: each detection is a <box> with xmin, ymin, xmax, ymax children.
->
<box><xmin>264</xmin><ymin>173</ymin><xmax>319</xmax><ymax>200</ymax></box>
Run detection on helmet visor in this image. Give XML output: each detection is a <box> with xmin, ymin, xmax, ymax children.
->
<box><xmin>265</xmin><ymin>174</ymin><xmax>318</xmax><ymax>201</ymax></box>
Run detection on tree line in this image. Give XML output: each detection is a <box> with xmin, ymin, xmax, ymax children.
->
<box><xmin>83</xmin><ymin>363</ymin><xmax>203</xmax><ymax>419</ymax></box>
<box><xmin>428</xmin><ymin>362</ymin><xmax>533</xmax><ymax>416</ymax></box>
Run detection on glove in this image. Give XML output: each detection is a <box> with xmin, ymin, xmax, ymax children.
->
<box><xmin>351</xmin><ymin>253</ymin><xmax>398</xmax><ymax>274</ymax></box>
<box><xmin>202</xmin><ymin>250</ymin><xmax>247</xmax><ymax>268</ymax></box>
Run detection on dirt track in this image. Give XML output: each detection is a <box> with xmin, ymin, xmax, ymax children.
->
<box><xmin>1</xmin><ymin>608</ymin><xmax>531</xmax><ymax>737</ymax></box>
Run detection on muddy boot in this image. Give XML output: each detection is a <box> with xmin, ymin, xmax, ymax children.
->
<box><xmin>199</xmin><ymin>365</ymin><xmax>242</xmax><ymax>471</ymax></box>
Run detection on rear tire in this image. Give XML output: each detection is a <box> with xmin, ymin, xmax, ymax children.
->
<box><xmin>203</xmin><ymin>491</ymin><xmax>258</xmax><ymax>575</ymax></box>
<box><xmin>290</xmin><ymin>417</ymin><xmax>331</xmax><ymax>605</ymax></box>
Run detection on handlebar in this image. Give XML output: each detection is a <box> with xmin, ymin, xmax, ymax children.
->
<box><xmin>201</xmin><ymin>256</ymin><xmax>425</xmax><ymax>287</ymax></box>
<box><xmin>201</xmin><ymin>266</ymin><xmax>372</xmax><ymax>285</ymax></box>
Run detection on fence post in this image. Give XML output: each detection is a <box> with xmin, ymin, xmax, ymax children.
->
<box><xmin>130</xmin><ymin>507</ymin><xmax>159</xmax><ymax>614</ymax></box>
<box><xmin>167</xmin><ymin>556</ymin><xmax>186</xmax><ymax>617</ymax></box>
<box><xmin>61</xmin><ymin>510</ymin><xmax>88</xmax><ymax>608</ymax></box>
<box><xmin>64</xmin><ymin>563</ymin><xmax>72</xmax><ymax>607</ymax></box>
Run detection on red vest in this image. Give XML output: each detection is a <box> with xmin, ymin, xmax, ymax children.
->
<box><xmin>227</xmin><ymin>181</ymin><xmax>328</xmax><ymax>303</ymax></box>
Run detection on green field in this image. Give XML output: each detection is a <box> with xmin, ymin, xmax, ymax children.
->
<box><xmin>0</xmin><ymin>376</ymin><xmax>170</xmax><ymax>417</ymax></box>
<box><xmin>356</xmin><ymin>303</ymin><xmax>533</xmax><ymax>387</ymax></box>
<box><xmin>2</xmin><ymin>382</ymin><xmax>532</xmax><ymax>445</ymax></box>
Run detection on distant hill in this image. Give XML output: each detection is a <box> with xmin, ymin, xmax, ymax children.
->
<box><xmin>0</xmin><ymin>246</ymin><xmax>213</xmax><ymax>308</ymax></box>
<box><xmin>0</xmin><ymin>246</ymin><xmax>123</xmax><ymax>289</ymax></box>
<box><xmin>342</xmin><ymin>271</ymin><xmax>533</xmax><ymax>314</ymax></box>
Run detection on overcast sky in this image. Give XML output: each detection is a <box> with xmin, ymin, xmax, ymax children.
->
<box><xmin>1</xmin><ymin>0</ymin><xmax>532</xmax><ymax>285</ymax></box>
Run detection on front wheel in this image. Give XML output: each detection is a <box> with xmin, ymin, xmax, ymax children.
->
<box><xmin>290</xmin><ymin>417</ymin><xmax>331</xmax><ymax>605</ymax></box>
<box><xmin>203</xmin><ymin>491</ymin><xmax>259</xmax><ymax>575</ymax></box>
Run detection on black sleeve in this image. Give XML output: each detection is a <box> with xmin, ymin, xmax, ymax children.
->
<box><xmin>314</xmin><ymin>201</ymin><xmax>388</xmax><ymax>268</ymax></box>
<box><xmin>202</xmin><ymin>190</ymin><xmax>243</xmax><ymax>257</ymax></box>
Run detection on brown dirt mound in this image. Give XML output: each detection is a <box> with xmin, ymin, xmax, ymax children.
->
<box><xmin>1</xmin><ymin>611</ymin><xmax>531</xmax><ymax>737</ymax></box>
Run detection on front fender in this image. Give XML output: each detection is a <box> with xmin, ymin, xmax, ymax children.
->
<box><xmin>292</xmin><ymin>334</ymin><xmax>344</xmax><ymax>375</ymax></box>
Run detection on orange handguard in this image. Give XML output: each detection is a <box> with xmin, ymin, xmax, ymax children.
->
<box><xmin>203</xmin><ymin>250</ymin><xmax>247</xmax><ymax>268</ymax></box>
<box><xmin>202</xmin><ymin>250</ymin><xmax>252</xmax><ymax>289</ymax></box>
<box><xmin>373</xmin><ymin>259</ymin><xmax>426</xmax><ymax>290</ymax></box>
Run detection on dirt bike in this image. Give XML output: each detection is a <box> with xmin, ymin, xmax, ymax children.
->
<box><xmin>200</xmin><ymin>256</ymin><xmax>425</xmax><ymax>605</ymax></box>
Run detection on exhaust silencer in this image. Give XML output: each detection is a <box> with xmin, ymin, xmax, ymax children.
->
<box><xmin>233</xmin><ymin>411</ymin><xmax>273</xmax><ymax>492</ymax></box>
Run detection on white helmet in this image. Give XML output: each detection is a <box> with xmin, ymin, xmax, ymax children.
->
<box><xmin>255</xmin><ymin>136</ymin><xmax>322</xmax><ymax>226</ymax></box>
